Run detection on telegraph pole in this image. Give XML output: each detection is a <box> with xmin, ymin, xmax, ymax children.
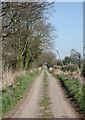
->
<box><xmin>57</xmin><ymin>50</ymin><xmax>63</xmax><ymax>66</ymax></box>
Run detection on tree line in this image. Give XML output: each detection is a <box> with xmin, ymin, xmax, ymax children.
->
<box><xmin>1</xmin><ymin>2</ymin><xmax>54</xmax><ymax>71</ymax></box>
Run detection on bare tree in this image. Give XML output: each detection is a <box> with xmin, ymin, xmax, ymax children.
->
<box><xmin>2</xmin><ymin>2</ymin><xmax>54</xmax><ymax>70</ymax></box>
<box><xmin>70</xmin><ymin>49</ymin><xmax>82</xmax><ymax>68</ymax></box>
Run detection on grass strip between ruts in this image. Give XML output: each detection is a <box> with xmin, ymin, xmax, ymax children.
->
<box><xmin>40</xmin><ymin>71</ymin><xmax>52</xmax><ymax>118</ymax></box>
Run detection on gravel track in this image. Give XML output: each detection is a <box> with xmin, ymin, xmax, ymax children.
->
<box><xmin>9</xmin><ymin>70</ymin><xmax>81</xmax><ymax>118</ymax></box>
<box><xmin>11</xmin><ymin>71</ymin><xmax>44</xmax><ymax>118</ymax></box>
<box><xmin>46</xmin><ymin>71</ymin><xmax>80</xmax><ymax>118</ymax></box>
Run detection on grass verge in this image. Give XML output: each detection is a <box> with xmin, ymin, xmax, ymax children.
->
<box><xmin>2</xmin><ymin>70</ymin><xmax>40</xmax><ymax>117</ymax></box>
<box><xmin>40</xmin><ymin>71</ymin><xmax>52</xmax><ymax>118</ymax></box>
<box><xmin>52</xmin><ymin>72</ymin><xmax>85</xmax><ymax>118</ymax></box>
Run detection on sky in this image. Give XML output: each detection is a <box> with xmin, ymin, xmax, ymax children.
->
<box><xmin>49</xmin><ymin>2</ymin><xmax>83</xmax><ymax>59</ymax></box>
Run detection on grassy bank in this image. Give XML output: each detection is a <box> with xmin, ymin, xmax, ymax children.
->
<box><xmin>40</xmin><ymin>71</ymin><xmax>52</xmax><ymax>118</ymax></box>
<box><xmin>0</xmin><ymin>91</ymin><xmax>2</xmax><ymax>118</ymax></box>
<box><xmin>2</xmin><ymin>70</ymin><xmax>40</xmax><ymax>117</ymax></box>
<box><xmin>53</xmin><ymin>72</ymin><xmax>85</xmax><ymax>117</ymax></box>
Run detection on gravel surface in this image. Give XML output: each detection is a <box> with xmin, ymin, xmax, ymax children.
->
<box><xmin>11</xmin><ymin>71</ymin><xmax>44</xmax><ymax>118</ymax></box>
<box><xmin>46</xmin><ymin>71</ymin><xmax>80</xmax><ymax>118</ymax></box>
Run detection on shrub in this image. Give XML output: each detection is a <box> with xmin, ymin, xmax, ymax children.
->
<box><xmin>81</xmin><ymin>60</ymin><xmax>85</xmax><ymax>77</ymax></box>
<box><xmin>61</xmin><ymin>64</ymin><xmax>78</xmax><ymax>72</ymax></box>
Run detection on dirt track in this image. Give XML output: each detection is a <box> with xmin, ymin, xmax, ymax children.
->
<box><xmin>10</xmin><ymin>70</ymin><xmax>80</xmax><ymax>118</ymax></box>
<box><xmin>46</xmin><ymin>71</ymin><xmax>80</xmax><ymax>118</ymax></box>
<box><xmin>11</xmin><ymin>70</ymin><xmax>44</xmax><ymax>118</ymax></box>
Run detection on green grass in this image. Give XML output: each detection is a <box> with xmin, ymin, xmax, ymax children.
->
<box><xmin>41</xmin><ymin>72</ymin><xmax>50</xmax><ymax>110</ymax></box>
<box><xmin>2</xmin><ymin>70</ymin><xmax>40</xmax><ymax>117</ymax></box>
<box><xmin>40</xmin><ymin>94</ymin><xmax>50</xmax><ymax>110</ymax></box>
<box><xmin>53</xmin><ymin>72</ymin><xmax>85</xmax><ymax>117</ymax></box>
<box><xmin>40</xmin><ymin>71</ymin><xmax>52</xmax><ymax>118</ymax></box>
<box><xmin>0</xmin><ymin>91</ymin><xmax>2</xmax><ymax>118</ymax></box>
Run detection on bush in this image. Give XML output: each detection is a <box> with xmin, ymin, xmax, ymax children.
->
<box><xmin>81</xmin><ymin>61</ymin><xmax>85</xmax><ymax>77</ymax></box>
<box><xmin>61</xmin><ymin>64</ymin><xmax>78</xmax><ymax>72</ymax></box>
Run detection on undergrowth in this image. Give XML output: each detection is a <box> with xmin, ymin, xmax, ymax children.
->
<box><xmin>53</xmin><ymin>72</ymin><xmax>85</xmax><ymax>117</ymax></box>
<box><xmin>2</xmin><ymin>70</ymin><xmax>40</xmax><ymax>117</ymax></box>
